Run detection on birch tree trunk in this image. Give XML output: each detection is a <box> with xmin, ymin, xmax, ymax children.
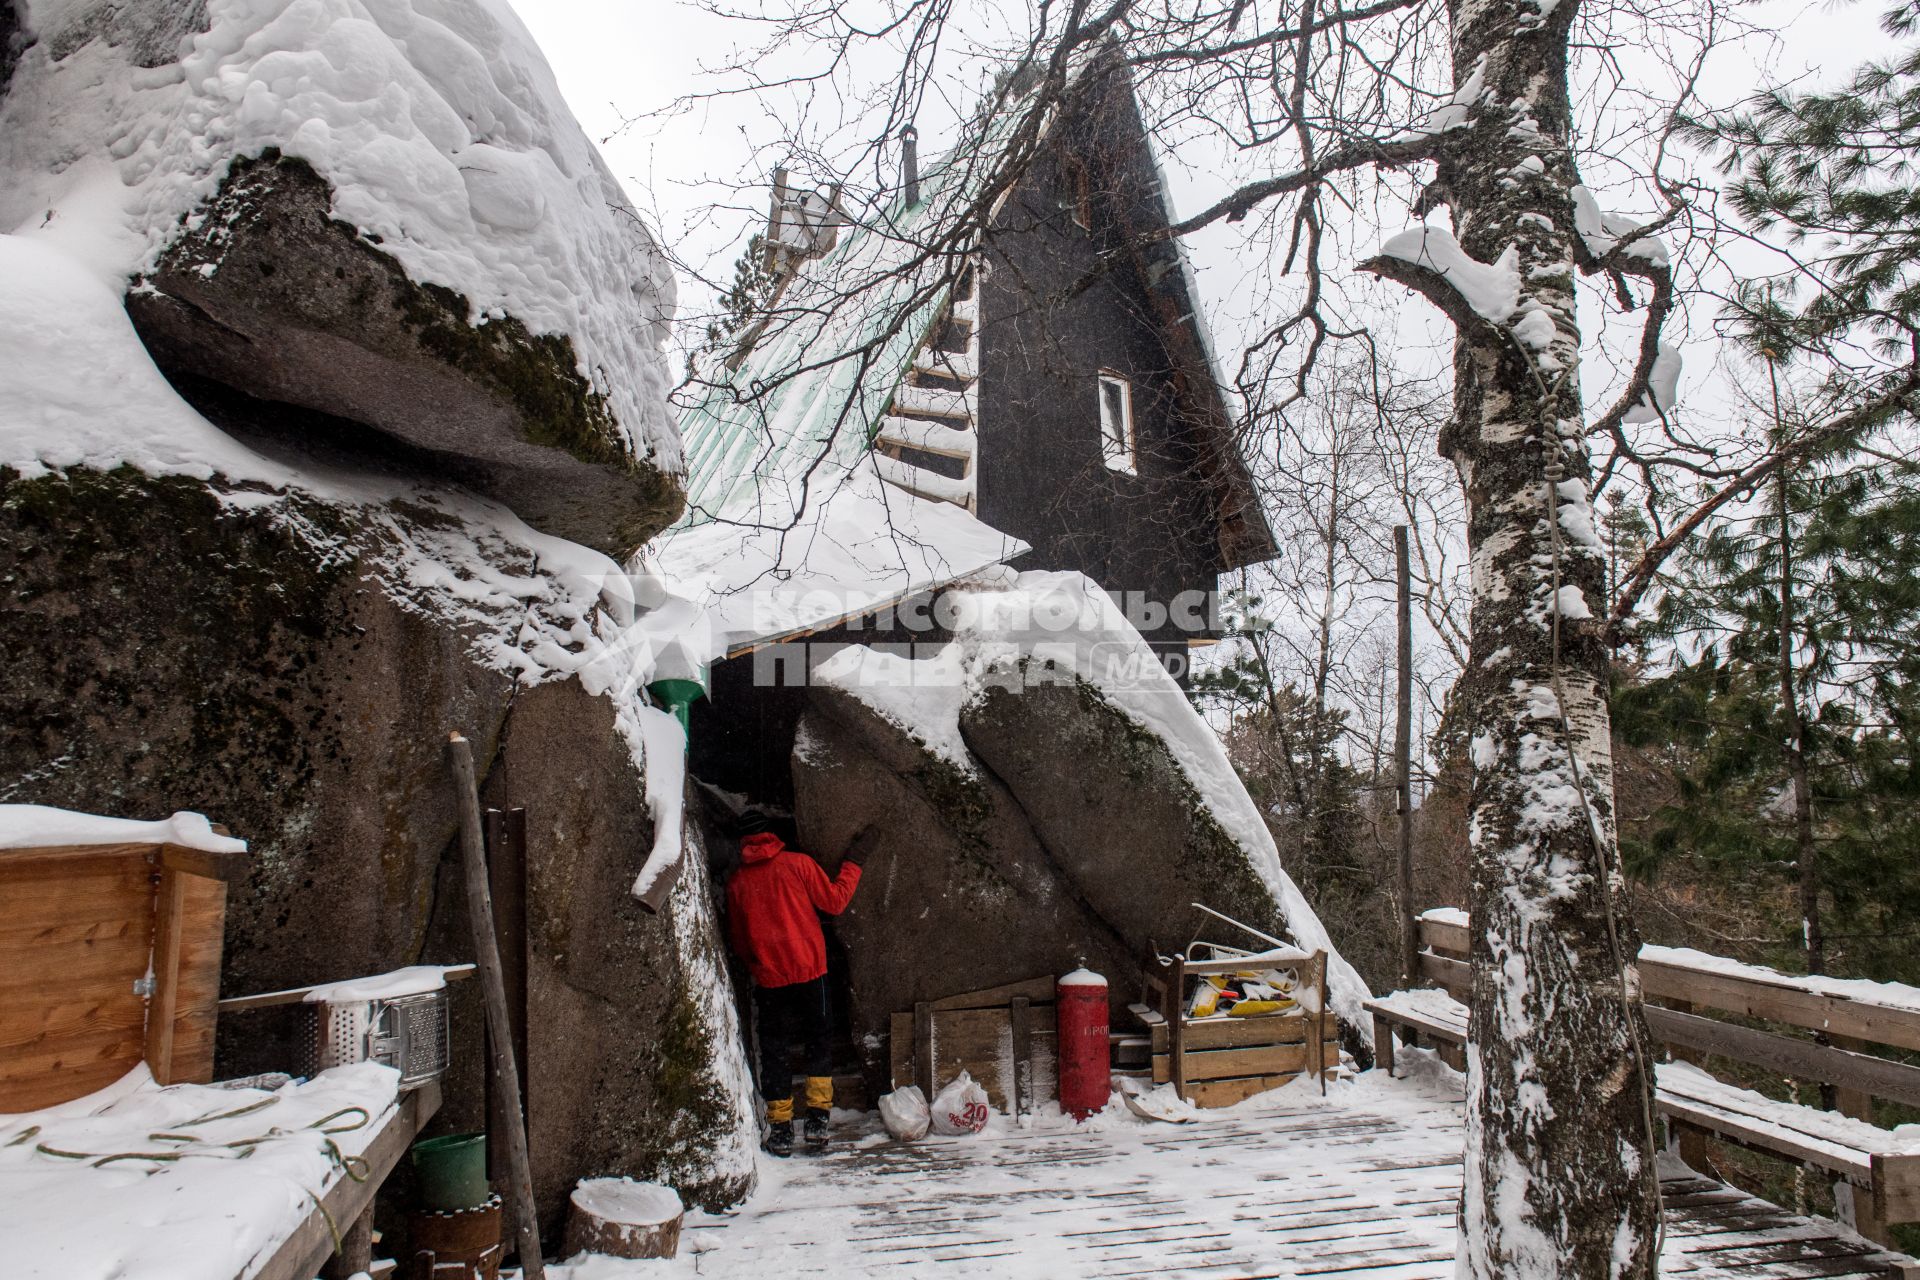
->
<box><xmin>1373</xmin><ymin>0</ymin><xmax>1665</xmax><ymax>1272</ymax></box>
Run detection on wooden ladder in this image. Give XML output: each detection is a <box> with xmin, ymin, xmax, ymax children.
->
<box><xmin>872</xmin><ymin>261</ymin><xmax>982</xmax><ymax>511</ymax></box>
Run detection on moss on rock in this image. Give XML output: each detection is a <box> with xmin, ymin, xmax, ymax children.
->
<box><xmin>127</xmin><ymin>152</ymin><xmax>685</xmax><ymax>555</ymax></box>
<box><xmin>0</xmin><ymin>463</ymin><xmax>755</xmax><ymax>1211</ymax></box>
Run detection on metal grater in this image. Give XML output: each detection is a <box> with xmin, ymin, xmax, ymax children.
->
<box><xmin>300</xmin><ymin>988</ymin><xmax>451</xmax><ymax>1089</ymax></box>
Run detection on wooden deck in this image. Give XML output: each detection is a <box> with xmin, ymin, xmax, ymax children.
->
<box><xmin>675</xmin><ymin>1071</ymin><xmax>1919</xmax><ymax>1278</ymax></box>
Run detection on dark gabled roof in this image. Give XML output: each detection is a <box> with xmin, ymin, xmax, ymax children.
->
<box><xmin>668</xmin><ymin>56</ymin><xmax>1274</xmax><ymax>585</ymax></box>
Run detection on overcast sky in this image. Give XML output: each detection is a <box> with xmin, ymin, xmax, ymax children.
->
<box><xmin>509</xmin><ymin>0</ymin><xmax>1877</xmax><ymax>384</ymax></box>
<box><xmin>501</xmin><ymin>0</ymin><xmax>1888</xmax><ymax>756</ymax></box>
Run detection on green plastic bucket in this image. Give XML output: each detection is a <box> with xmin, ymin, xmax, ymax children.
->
<box><xmin>411</xmin><ymin>1132</ymin><xmax>489</xmax><ymax>1212</ymax></box>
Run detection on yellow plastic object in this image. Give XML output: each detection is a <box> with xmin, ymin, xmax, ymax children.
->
<box><xmin>1227</xmin><ymin>999</ymin><xmax>1286</xmax><ymax>1018</ymax></box>
<box><xmin>1189</xmin><ymin>983</ymin><xmax>1223</xmax><ymax>1018</ymax></box>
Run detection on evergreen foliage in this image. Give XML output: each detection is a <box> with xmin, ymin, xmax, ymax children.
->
<box><xmin>1615</xmin><ymin>449</ymin><xmax>1920</xmax><ymax>980</ymax></box>
<box><xmin>1687</xmin><ymin>0</ymin><xmax>1920</xmax><ymax>357</ymax></box>
<box><xmin>700</xmin><ymin>232</ymin><xmax>779</xmax><ymax>361</ymax></box>
<box><xmin>1190</xmin><ymin>591</ymin><xmax>1386</xmax><ymax>978</ymax></box>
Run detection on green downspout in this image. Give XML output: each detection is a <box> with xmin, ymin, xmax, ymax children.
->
<box><xmin>647</xmin><ymin>672</ymin><xmax>707</xmax><ymax>734</ymax></box>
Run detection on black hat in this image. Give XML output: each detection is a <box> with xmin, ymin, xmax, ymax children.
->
<box><xmin>732</xmin><ymin>809</ymin><xmax>775</xmax><ymax>839</ymax></box>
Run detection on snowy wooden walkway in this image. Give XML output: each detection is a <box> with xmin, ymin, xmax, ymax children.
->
<box><xmin>670</xmin><ymin>1068</ymin><xmax>1919</xmax><ymax>1279</ymax></box>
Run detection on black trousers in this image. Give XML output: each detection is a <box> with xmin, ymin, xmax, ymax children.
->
<box><xmin>754</xmin><ymin>975</ymin><xmax>832</xmax><ymax>1112</ymax></box>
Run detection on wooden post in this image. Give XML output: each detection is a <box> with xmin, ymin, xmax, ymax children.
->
<box><xmin>913</xmin><ymin>1001</ymin><xmax>934</xmax><ymax>1103</ymax></box>
<box><xmin>1831</xmin><ymin>1033</ymin><xmax>1874</xmax><ymax>1122</ymax></box>
<box><xmin>1394</xmin><ymin>525</ymin><xmax>1416</xmax><ymax>992</ymax></box>
<box><xmin>1374</xmin><ymin>1014</ymin><xmax>1396</xmax><ymax>1077</ymax></box>
<box><xmin>1312</xmin><ymin>951</ymin><xmax>1330</xmax><ymax>1095</ymax></box>
<box><xmin>1168</xmin><ymin>955</ymin><xmax>1187</xmax><ymax>1103</ymax></box>
<box><xmin>447</xmin><ymin>733</ymin><xmax>546</xmax><ymax>1280</ymax></box>
<box><xmin>1010</xmin><ymin>995</ymin><xmax>1032</xmax><ymax>1117</ymax></box>
<box><xmin>319</xmin><ymin>1206</ymin><xmax>374</xmax><ymax>1280</ymax></box>
<box><xmin>146</xmin><ymin>868</ymin><xmax>188</xmax><ymax>1083</ymax></box>
<box><xmin>484</xmin><ymin>807</ymin><xmax>531</xmax><ymax>1236</ymax></box>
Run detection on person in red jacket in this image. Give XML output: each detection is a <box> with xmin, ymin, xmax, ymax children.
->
<box><xmin>725</xmin><ymin>811</ymin><xmax>865</xmax><ymax>1156</ymax></box>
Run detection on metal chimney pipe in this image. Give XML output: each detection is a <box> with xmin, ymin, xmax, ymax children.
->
<box><xmin>901</xmin><ymin>125</ymin><xmax>920</xmax><ymax>206</ymax></box>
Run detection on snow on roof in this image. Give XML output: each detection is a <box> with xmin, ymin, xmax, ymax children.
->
<box><xmin>674</xmin><ymin>91</ymin><xmax>1031</xmax><ymax>529</ymax></box>
<box><xmin>663</xmin><ymin>467</ymin><xmax>1027</xmax><ymax>655</ymax></box>
<box><xmin>656</xmin><ymin>81</ymin><xmax>1042</xmax><ymax>646</ymax></box>
<box><xmin>0</xmin><ymin>805</ymin><xmax>245</xmax><ymax>855</ymax></box>
<box><xmin>0</xmin><ymin>0</ymin><xmax>678</xmax><ymax>473</ymax></box>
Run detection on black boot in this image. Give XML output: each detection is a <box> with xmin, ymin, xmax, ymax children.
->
<box><xmin>765</xmin><ymin>1120</ymin><xmax>794</xmax><ymax>1158</ymax></box>
<box><xmin>804</xmin><ymin>1108</ymin><xmax>830</xmax><ymax>1149</ymax></box>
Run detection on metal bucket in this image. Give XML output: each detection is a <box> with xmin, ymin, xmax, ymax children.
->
<box><xmin>300</xmin><ymin>988</ymin><xmax>451</xmax><ymax>1089</ymax></box>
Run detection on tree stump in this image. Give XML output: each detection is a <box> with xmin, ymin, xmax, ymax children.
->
<box><xmin>561</xmin><ymin>1178</ymin><xmax>684</xmax><ymax>1260</ymax></box>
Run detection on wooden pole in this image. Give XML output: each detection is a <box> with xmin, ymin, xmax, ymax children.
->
<box><xmin>1394</xmin><ymin>525</ymin><xmax>1416</xmax><ymax>991</ymax></box>
<box><xmin>447</xmin><ymin>733</ymin><xmax>546</xmax><ymax>1280</ymax></box>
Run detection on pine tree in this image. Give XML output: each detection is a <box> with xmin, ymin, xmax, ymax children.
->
<box><xmin>1615</xmin><ymin>447</ymin><xmax>1920</xmax><ymax>984</ymax></box>
<box><xmin>1689</xmin><ymin>0</ymin><xmax>1920</xmax><ymax>356</ymax></box>
<box><xmin>1191</xmin><ymin>592</ymin><xmax>1359</xmax><ymax>873</ymax></box>
<box><xmin>700</xmin><ymin>232</ymin><xmax>780</xmax><ymax>363</ymax></box>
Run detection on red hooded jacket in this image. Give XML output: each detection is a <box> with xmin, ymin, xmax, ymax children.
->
<box><xmin>725</xmin><ymin>832</ymin><xmax>862</xmax><ymax>989</ymax></box>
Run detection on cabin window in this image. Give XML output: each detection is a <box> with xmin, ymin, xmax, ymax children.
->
<box><xmin>1098</xmin><ymin>371</ymin><xmax>1136</xmax><ymax>473</ymax></box>
<box><xmin>1064</xmin><ymin>157</ymin><xmax>1092</xmax><ymax>230</ymax></box>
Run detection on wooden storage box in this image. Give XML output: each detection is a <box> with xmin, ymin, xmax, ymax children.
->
<box><xmin>1136</xmin><ymin>948</ymin><xmax>1336</xmax><ymax>1108</ymax></box>
<box><xmin>0</xmin><ymin>834</ymin><xmax>243</xmax><ymax>1110</ymax></box>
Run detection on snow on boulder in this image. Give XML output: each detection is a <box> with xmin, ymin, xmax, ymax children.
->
<box><xmin>0</xmin><ymin>0</ymin><xmax>683</xmax><ymax>555</ymax></box>
<box><xmin>796</xmin><ymin>571</ymin><xmax>1373</xmax><ymax>1060</ymax></box>
<box><xmin>0</xmin><ymin>234</ymin><xmax>754</xmax><ymax>1213</ymax></box>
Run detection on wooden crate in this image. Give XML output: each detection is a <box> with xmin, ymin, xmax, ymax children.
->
<box><xmin>889</xmin><ymin>975</ymin><xmax>1057</xmax><ymax>1114</ymax></box>
<box><xmin>1138</xmin><ymin>948</ymin><xmax>1335</xmax><ymax>1108</ymax></box>
<box><xmin>0</xmin><ymin>840</ymin><xmax>243</xmax><ymax>1110</ymax></box>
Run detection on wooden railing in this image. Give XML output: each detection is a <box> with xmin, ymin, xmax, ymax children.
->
<box><xmin>1417</xmin><ymin>912</ymin><xmax>1920</xmax><ymax>1110</ymax></box>
<box><xmin>1413</xmin><ymin>910</ymin><xmax>1920</xmax><ymax>1244</ymax></box>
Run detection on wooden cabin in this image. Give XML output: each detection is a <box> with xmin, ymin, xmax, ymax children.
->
<box><xmin>671</xmin><ymin>59</ymin><xmax>1276</xmax><ymax>805</ymax></box>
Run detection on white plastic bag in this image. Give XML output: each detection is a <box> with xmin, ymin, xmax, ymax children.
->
<box><xmin>878</xmin><ymin>1085</ymin><xmax>930</xmax><ymax>1141</ymax></box>
<box><xmin>929</xmin><ymin>1071</ymin><xmax>991</xmax><ymax>1135</ymax></box>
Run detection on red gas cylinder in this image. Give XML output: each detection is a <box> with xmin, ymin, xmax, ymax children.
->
<box><xmin>1056</xmin><ymin>967</ymin><xmax>1110</xmax><ymax>1120</ymax></box>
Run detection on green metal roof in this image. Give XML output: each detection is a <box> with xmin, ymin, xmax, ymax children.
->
<box><xmin>674</xmin><ymin>89</ymin><xmax>1035</xmax><ymax>532</ymax></box>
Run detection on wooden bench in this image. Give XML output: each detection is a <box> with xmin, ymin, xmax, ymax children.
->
<box><xmin>1134</xmin><ymin>947</ymin><xmax>1337</xmax><ymax>1108</ymax></box>
<box><xmin>250</xmin><ymin>1079</ymin><xmax>442</xmax><ymax>1280</ymax></box>
<box><xmin>1382</xmin><ymin>909</ymin><xmax>1920</xmax><ymax>1248</ymax></box>
<box><xmin>1365</xmin><ymin>988</ymin><xmax>1466</xmax><ymax>1077</ymax></box>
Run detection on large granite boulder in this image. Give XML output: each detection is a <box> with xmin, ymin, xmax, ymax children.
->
<box><xmin>1</xmin><ymin>3</ymin><xmax>28</xmax><ymax>99</ymax></box>
<box><xmin>0</xmin><ymin>462</ymin><xmax>755</xmax><ymax>1216</ymax></box>
<box><xmin>795</xmin><ymin>683</ymin><xmax>1139</xmax><ymax>1062</ymax></box>
<box><xmin>126</xmin><ymin>154</ymin><xmax>682</xmax><ymax>556</ymax></box>
<box><xmin>0</xmin><ymin>0</ymin><xmax>684</xmax><ymax>557</ymax></box>
<box><xmin>792</xmin><ymin>589</ymin><xmax>1375</xmax><ymax>1084</ymax></box>
<box><xmin>959</xmin><ymin>678</ymin><xmax>1303</xmax><ymax>953</ymax></box>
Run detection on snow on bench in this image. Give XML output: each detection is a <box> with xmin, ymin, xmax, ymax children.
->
<box><xmin>1</xmin><ymin>1061</ymin><xmax>421</xmax><ymax>1280</ymax></box>
<box><xmin>1655</xmin><ymin>1061</ymin><xmax>1919</xmax><ymax>1180</ymax></box>
<box><xmin>1363</xmin><ymin>979</ymin><xmax>1920</xmax><ymax>1238</ymax></box>
<box><xmin>1364</xmin><ymin>989</ymin><xmax>1467</xmax><ymax>1077</ymax></box>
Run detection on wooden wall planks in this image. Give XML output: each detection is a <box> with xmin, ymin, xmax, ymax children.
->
<box><xmin>0</xmin><ymin>842</ymin><xmax>233</xmax><ymax>1109</ymax></box>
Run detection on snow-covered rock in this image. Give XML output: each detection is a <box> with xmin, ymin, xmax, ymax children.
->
<box><xmin>0</xmin><ymin>84</ymin><xmax>753</xmax><ymax>1216</ymax></box>
<box><xmin>794</xmin><ymin>572</ymin><xmax>1373</xmax><ymax>1059</ymax></box>
<box><xmin>1</xmin><ymin>0</ymin><xmax>683</xmax><ymax>554</ymax></box>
